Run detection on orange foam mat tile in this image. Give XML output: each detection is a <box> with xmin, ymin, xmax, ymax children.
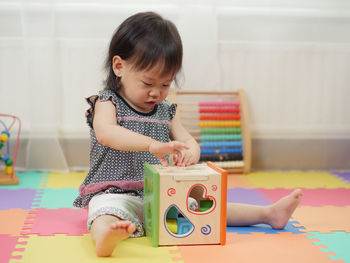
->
<box><xmin>0</xmin><ymin>209</ymin><xmax>29</xmax><ymax>236</ymax></box>
<box><xmin>292</xmin><ymin>206</ymin><xmax>350</xmax><ymax>233</ymax></box>
<box><xmin>177</xmin><ymin>232</ymin><xmax>341</xmax><ymax>263</ymax></box>
<box><xmin>227</xmin><ymin>175</ymin><xmax>255</xmax><ymax>188</ymax></box>
<box><xmin>9</xmin><ymin>234</ymin><xmax>183</xmax><ymax>263</ymax></box>
<box><xmin>46</xmin><ymin>171</ymin><xmax>87</xmax><ymax>189</ymax></box>
<box><xmin>244</xmin><ymin>171</ymin><xmax>350</xmax><ymax>189</ymax></box>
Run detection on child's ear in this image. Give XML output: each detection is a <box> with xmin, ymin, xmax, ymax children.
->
<box><xmin>112</xmin><ymin>55</ymin><xmax>124</xmax><ymax>77</ymax></box>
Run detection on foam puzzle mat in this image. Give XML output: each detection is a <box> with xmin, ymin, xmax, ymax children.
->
<box><xmin>1</xmin><ymin>170</ymin><xmax>350</xmax><ymax>263</ymax></box>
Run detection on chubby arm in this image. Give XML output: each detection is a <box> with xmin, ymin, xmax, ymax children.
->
<box><xmin>92</xmin><ymin>99</ymin><xmax>189</xmax><ymax>166</ymax></box>
<box><xmin>170</xmin><ymin>112</ymin><xmax>201</xmax><ymax>166</ymax></box>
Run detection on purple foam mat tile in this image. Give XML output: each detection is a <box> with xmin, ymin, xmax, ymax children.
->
<box><xmin>332</xmin><ymin>171</ymin><xmax>350</xmax><ymax>184</ymax></box>
<box><xmin>227</xmin><ymin>188</ymin><xmax>271</xmax><ymax>206</ymax></box>
<box><xmin>0</xmin><ymin>189</ymin><xmax>37</xmax><ymax>210</ymax></box>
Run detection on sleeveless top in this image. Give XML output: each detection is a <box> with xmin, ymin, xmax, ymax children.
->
<box><xmin>73</xmin><ymin>90</ymin><xmax>177</xmax><ymax>208</ymax></box>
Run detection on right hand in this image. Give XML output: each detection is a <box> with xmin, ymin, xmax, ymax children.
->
<box><xmin>149</xmin><ymin>140</ymin><xmax>189</xmax><ymax>166</ymax></box>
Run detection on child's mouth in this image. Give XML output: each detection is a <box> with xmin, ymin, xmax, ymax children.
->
<box><xmin>145</xmin><ymin>101</ymin><xmax>156</xmax><ymax>106</ymax></box>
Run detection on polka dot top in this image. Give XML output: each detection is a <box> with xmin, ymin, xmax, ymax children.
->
<box><xmin>73</xmin><ymin>90</ymin><xmax>177</xmax><ymax>208</ymax></box>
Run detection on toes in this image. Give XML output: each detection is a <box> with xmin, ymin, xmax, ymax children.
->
<box><xmin>110</xmin><ymin>221</ymin><xmax>135</xmax><ymax>232</ymax></box>
<box><xmin>293</xmin><ymin>189</ymin><xmax>303</xmax><ymax>199</ymax></box>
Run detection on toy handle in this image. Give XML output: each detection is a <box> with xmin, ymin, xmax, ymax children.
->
<box><xmin>172</xmin><ymin>175</ymin><xmax>209</xmax><ymax>181</ymax></box>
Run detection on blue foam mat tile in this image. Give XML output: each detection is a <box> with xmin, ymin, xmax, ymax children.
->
<box><xmin>227</xmin><ymin>220</ymin><xmax>305</xmax><ymax>234</ymax></box>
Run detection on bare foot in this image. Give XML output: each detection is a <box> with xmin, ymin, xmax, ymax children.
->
<box><xmin>267</xmin><ymin>189</ymin><xmax>303</xmax><ymax>229</ymax></box>
<box><xmin>95</xmin><ymin>221</ymin><xmax>136</xmax><ymax>257</ymax></box>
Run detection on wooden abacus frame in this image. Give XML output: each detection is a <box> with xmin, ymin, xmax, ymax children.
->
<box><xmin>168</xmin><ymin>89</ymin><xmax>251</xmax><ymax>175</ymax></box>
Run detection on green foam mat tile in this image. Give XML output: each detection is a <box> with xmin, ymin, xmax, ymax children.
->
<box><xmin>1</xmin><ymin>172</ymin><xmax>47</xmax><ymax>190</ymax></box>
<box><xmin>306</xmin><ymin>231</ymin><xmax>350</xmax><ymax>262</ymax></box>
<box><xmin>33</xmin><ymin>188</ymin><xmax>79</xmax><ymax>209</ymax></box>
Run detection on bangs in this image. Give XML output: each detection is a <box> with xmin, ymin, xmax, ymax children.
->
<box><xmin>128</xmin><ymin>20</ymin><xmax>182</xmax><ymax>78</ymax></box>
<box><xmin>130</xmin><ymin>52</ymin><xmax>181</xmax><ymax>79</ymax></box>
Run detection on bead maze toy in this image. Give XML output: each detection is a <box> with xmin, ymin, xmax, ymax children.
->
<box><xmin>168</xmin><ymin>89</ymin><xmax>251</xmax><ymax>174</ymax></box>
<box><xmin>143</xmin><ymin>162</ymin><xmax>227</xmax><ymax>246</ymax></box>
<box><xmin>0</xmin><ymin>113</ymin><xmax>21</xmax><ymax>185</ymax></box>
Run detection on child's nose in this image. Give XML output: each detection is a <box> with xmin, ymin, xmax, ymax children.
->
<box><xmin>150</xmin><ymin>88</ymin><xmax>160</xmax><ymax>98</ymax></box>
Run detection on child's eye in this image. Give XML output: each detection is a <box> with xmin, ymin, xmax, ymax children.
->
<box><xmin>162</xmin><ymin>84</ymin><xmax>170</xmax><ymax>87</ymax></box>
<box><xmin>142</xmin><ymin>81</ymin><xmax>152</xmax><ymax>86</ymax></box>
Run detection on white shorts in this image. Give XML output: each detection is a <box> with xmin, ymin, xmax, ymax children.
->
<box><xmin>87</xmin><ymin>193</ymin><xmax>144</xmax><ymax>237</ymax></box>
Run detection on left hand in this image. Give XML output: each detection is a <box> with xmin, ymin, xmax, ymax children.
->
<box><xmin>172</xmin><ymin>148</ymin><xmax>196</xmax><ymax>167</ymax></box>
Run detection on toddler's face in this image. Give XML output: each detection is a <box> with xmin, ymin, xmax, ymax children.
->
<box><xmin>119</xmin><ymin>62</ymin><xmax>174</xmax><ymax>113</ymax></box>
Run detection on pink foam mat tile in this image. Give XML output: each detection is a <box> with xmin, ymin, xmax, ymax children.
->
<box><xmin>0</xmin><ymin>235</ymin><xmax>22</xmax><ymax>263</ymax></box>
<box><xmin>258</xmin><ymin>188</ymin><xmax>350</xmax><ymax>207</ymax></box>
<box><xmin>26</xmin><ymin>208</ymin><xmax>88</xmax><ymax>236</ymax></box>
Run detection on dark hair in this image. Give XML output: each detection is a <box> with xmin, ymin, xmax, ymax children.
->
<box><xmin>104</xmin><ymin>11</ymin><xmax>183</xmax><ymax>91</ymax></box>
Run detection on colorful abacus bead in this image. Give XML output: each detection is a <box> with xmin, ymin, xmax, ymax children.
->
<box><xmin>0</xmin><ymin>131</ymin><xmax>9</xmax><ymax>142</ymax></box>
<box><xmin>198</xmin><ymin>99</ymin><xmax>245</xmax><ymax>171</ymax></box>
<box><xmin>199</xmin><ymin>121</ymin><xmax>241</xmax><ymax>127</ymax></box>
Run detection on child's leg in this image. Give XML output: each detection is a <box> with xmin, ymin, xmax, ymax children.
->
<box><xmin>87</xmin><ymin>194</ymin><xmax>143</xmax><ymax>257</ymax></box>
<box><xmin>227</xmin><ymin>189</ymin><xmax>302</xmax><ymax>229</ymax></box>
<box><xmin>90</xmin><ymin>215</ymin><xmax>136</xmax><ymax>257</ymax></box>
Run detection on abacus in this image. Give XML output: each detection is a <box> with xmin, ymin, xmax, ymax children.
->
<box><xmin>168</xmin><ymin>89</ymin><xmax>251</xmax><ymax>174</ymax></box>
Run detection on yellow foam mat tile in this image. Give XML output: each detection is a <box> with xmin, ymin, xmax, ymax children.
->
<box><xmin>292</xmin><ymin>206</ymin><xmax>350</xmax><ymax>233</ymax></box>
<box><xmin>9</xmin><ymin>234</ymin><xmax>183</xmax><ymax>263</ymax></box>
<box><xmin>46</xmin><ymin>172</ymin><xmax>87</xmax><ymax>189</ymax></box>
<box><xmin>244</xmin><ymin>171</ymin><xmax>350</xmax><ymax>189</ymax></box>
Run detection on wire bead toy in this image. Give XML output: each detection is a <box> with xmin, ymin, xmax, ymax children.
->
<box><xmin>0</xmin><ymin>113</ymin><xmax>21</xmax><ymax>185</ymax></box>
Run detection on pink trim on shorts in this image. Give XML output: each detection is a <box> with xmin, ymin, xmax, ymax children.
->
<box><xmin>79</xmin><ymin>180</ymin><xmax>144</xmax><ymax>195</ymax></box>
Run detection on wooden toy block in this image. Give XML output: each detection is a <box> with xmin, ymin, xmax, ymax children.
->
<box><xmin>143</xmin><ymin>162</ymin><xmax>227</xmax><ymax>247</ymax></box>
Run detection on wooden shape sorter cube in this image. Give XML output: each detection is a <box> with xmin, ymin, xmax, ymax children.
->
<box><xmin>143</xmin><ymin>162</ymin><xmax>227</xmax><ymax>247</ymax></box>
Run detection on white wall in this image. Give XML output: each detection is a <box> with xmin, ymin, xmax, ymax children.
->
<box><xmin>218</xmin><ymin>6</ymin><xmax>350</xmax><ymax>138</ymax></box>
<box><xmin>0</xmin><ymin>0</ymin><xmax>349</xmax><ymax>170</ymax></box>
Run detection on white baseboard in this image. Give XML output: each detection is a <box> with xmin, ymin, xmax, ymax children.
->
<box><xmin>9</xmin><ymin>137</ymin><xmax>350</xmax><ymax>171</ymax></box>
